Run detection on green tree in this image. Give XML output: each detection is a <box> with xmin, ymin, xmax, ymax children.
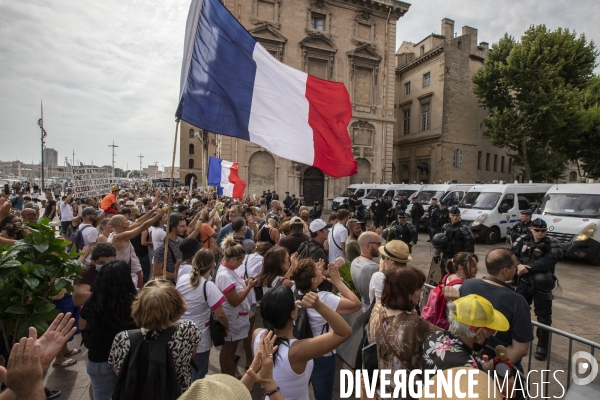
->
<box><xmin>473</xmin><ymin>25</ymin><xmax>598</xmax><ymax>181</ymax></box>
<box><xmin>0</xmin><ymin>220</ymin><xmax>83</xmax><ymax>352</ymax></box>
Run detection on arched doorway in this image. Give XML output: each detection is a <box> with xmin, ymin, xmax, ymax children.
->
<box><xmin>184</xmin><ymin>173</ymin><xmax>197</xmax><ymax>187</ymax></box>
<box><xmin>302</xmin><ymin>167</ymin><xmax>324</xmax><ymax>205</ymax></box>
<box><xmin>350</xmin><ymin>158</ymin><xmax>371</xmax><ymax>184</ymax></box>
<box><xmin>248</xmin><ymin>151</ymin><xmax>275</xmax><ymax>199</ymax></box>
<box><xmin>401</xmin><ymin>164</ymin><xmax>410</xmax><ymax>183</ymax></box>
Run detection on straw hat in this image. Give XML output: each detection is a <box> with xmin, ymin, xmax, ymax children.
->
<box><xmin>178</xmin><ymin>374</ymin><xmax>251</xmax><ymax>400</ymax></box>
<box><xmin>420</xmin><ymin>367</ymin><xmax>502</xmax><ymax>400</ymax></box>
<box><xmin>379</xmin><ymin>240</ymin><xmax>412</xmax><ymax>263</ymax></box>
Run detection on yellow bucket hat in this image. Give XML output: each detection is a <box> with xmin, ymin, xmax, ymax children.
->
<box><xmin>450</xmin><ymin>294</ymin><xmax>509</xmax><ymax>332</ymax></box>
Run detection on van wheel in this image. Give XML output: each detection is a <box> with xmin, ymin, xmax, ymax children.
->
<box><xmin>484</xmin><ymin>227</ymin><xmax>500</xmax><ymax>245</ymax></box>
<box><xmin>591</xmin><ymin>247</ymin><xmax>600</xmax><ymax>266</ymax></box>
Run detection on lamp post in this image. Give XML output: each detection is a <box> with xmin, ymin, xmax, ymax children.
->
<box><xmin>37</xmin><ymin>101</ymin><xmax>48</xmax><ymax>192</ymax></box>
<box><xmin>109</xmin><ymin>141</ymin><xmax>118</xmax><ymax>183</ymax></box>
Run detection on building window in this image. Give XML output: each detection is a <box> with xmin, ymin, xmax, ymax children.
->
<box><xmin>353</xmin><ymin>67</ymin><xmax>373</xmax><ymax>105</ymax></box>
<box><xmin>501</xmin><ymin>156</ymin><xmax>505</xmax><ymax>173</ymax></box>
<box><xmin>311</xmin><ymin>13</ymin><xmax>325</xmax><ymax>30</ymax></box>
<box><xmin>569</xmin><ymin>171</ymin><xmax>577</xmax><ymax>182</ymax></box>
<box><xmin>477</xmin><ymin>151</ymin><xmax>482</xmax><ymax>170</ymax></box>
<box><xmin>189</xmin><ymin>144</ymin><xmax>194</xmax><ymax>155</ymax></box>
<box><xmin>421</xmin><ymin>102</ymin><xmax>430</xmax><ymax>130</ymax></box>
<box><xmin>508</xmin><ymin>158</ymin><xmax>512</xmax><ymax>173</ymax></box>
<box><xmin>420</xmin><ymin>45</ymin><xmax>425</xmax><ymax>56</ymax></box>
<box><xmin>188</xmin><ymin>129</ymin><xmax>194</xmax><ymax>139</ymax></box>
<box><xmin>188</xmin><ymin>159</ymin><xmax>194</xmax><ymax>169</ymax></box>
<box><xmin>405</xmin><ymin>82</ymin><xmax>411</xmax><ymax>95</ymax></box>
<box><xmin>486</xmin><ymin>153</ymin><xmax>490</xmax><ymax>171</ymax></box>
<box><xmin>403</xmin><ymin>109</ymin><xmax>410</xmax><ymax>135</ymax></box>
<box><xmin>453</xmin><ymin>149</ymin><xmax>463</xmax><ymax>168</ymax></box>
<box><xmin>494</xmin><ymin>154</ymin><xmax>498</xmax><ymax>172</ymax></box>
<box><xmin>423</xmin><ymin>72</ymin><xmax>430</xmax><ymax>87</ymax></box>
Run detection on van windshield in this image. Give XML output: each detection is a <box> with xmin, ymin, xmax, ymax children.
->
<box><xmin>365</xmin><ymin>189</ymin><xmax>386</xmax><ymax>199</ymax></box>
<box><xmin>459</xmin><ymin>192</ymin><xmax>501</xmax><ymax>210</ymax></box>
<box><xmin>383</xmin><ymin>190</ymin><xmax>395</xmax><ymax>198</ymax></box>
<box><xmin>393</xmin><ymin>190</ymin><xmax>417</xmax><ymax>201</ymax></box>
<box><xmin>416</xmin><ymin>190</ymin><xmax>445</xmax><ymax>204</ymax></box>
<box><xmin>340</xmin><ymin>188</ymin><xmax>355</xmax><ymax>197</ymax></box>
<box><xmin>535</xmin><ymin>193</ymin><xmax>600</xmax><ymax>218</ymax></box>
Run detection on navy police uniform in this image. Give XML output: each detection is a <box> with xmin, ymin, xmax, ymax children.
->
<box><xmin>388</xmin><ymin>209</ymin><xmax>418</xmax><ymax>252</ymax></box>
<box><xmin>430</xmin><ymin>202</ymin><xmax>450</xmax><ymax>234</ymax></box>
<box><xmin>507</xmin><ymin>209</ymin><xmax>533</xmax><ymax>243</ymax></box>
<box><xmin>512</xmin><ymin>218</ymin><xmax>561</xmax><ymax>361</ymax></box>
<box><xmin>440</xmin><ymin>206</ymin><xmax>475</xmax><ymax>274</ymax></box>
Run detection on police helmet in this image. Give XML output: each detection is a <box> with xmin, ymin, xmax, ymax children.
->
<box><xmin>449</xmin><ymin>206</ymin><xmax>461</xmax><ymax>215</ymax></box>
<box><xmin>520</xmin><ymin>209</ymin><xmax>532</xmax><ymax>215</ymax></box>
<box><xmin>381</xmin><ymin>228</ymin><xmax>389</xmax><ymax>241</ymax></box>
<box><xmin>439</xmin><ymin>200</ymin><xmax>447</xmax><ymax>207</ymax></box>
<box><xmin>432</xmin><ymin>233</ymin><xmax>445</xmax><ymax>248</ymax></box>
<box><xmin>531</xmin><ymin>272</ymin><xmax>556</xmax><ymax>293</ymax></box>
<box><xmin>531</xmin><ymin>218</ymin><xmax>547</xmax><ymax>229</ymax></box>
<box><xmin>397</xmin><ymin>209</ymin><xmax>406</xmax><ymax>216</ymax></box>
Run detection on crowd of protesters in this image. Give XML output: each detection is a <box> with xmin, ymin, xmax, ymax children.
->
<box><xmin>0</xmin><ymin>182</ymin><xmax>546</xmax><ymax>400</ymax></box>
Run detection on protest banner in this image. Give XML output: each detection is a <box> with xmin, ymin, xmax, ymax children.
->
<box><xmin>70</xmin><ymin>167</ymin><xmax>111</xmax><ymax>198</ymax></box>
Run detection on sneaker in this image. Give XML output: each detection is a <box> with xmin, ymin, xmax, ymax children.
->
<box><xmin>45</xmin><ymin>388</ymin><xmax>61</xmax><ymax>399</ymax></box>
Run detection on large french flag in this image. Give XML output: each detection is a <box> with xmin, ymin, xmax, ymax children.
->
<box><xmin>176</xmin><ymin>0</ymin><xmax>357</xmax><ymax>178</ymax></box>
<box><xmin>208</xmin><ymin>156</ymin><xmax>247</xmax><ymax>198</ymax></box>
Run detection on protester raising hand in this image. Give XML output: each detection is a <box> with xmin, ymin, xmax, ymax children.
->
<box><xmin>31</xmin><ymin>312</ymin><xmax>77</xmax><ymax>374</ymax></box>
<box><xmin>0</xmin><ymin>337</ymin><xmax>44</xmax><ymax>400</ymax></box>
<box><xmin>241</xmin><ymin>331</ymin><xmax>283</xmax><ymax>400</ymax></box>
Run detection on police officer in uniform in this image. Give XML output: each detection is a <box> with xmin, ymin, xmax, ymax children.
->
<box><xmin>409</xmin><ymin>196</ymin><xmax>425</xmax><ymax>231</ymax></box>
<box><xmin>507</xmin><ymin>209</ymin><xmax>533</xmax><ymax>243</ymax></box>
<box><xmin>355</xmin><ymin>200</ymin><xmax>368</xmax><ymax>230</ymax></box>
<box><xmin>426</xmin><ymin>197</ymin><xmax>439</xmax><ymax>242</ymax></box>
<box><xmin>512</xmin><ymin>218</ymin><xmax>561</xmax><ymax>361</ymax></box>
<box><xmin>388</xmin><ymin>209</ymin><xmax>418</xmax><ymax>252</ymax></box>
<box><xmin>439</xmin><ymin>206</ymin><xmax>475</xmax><ymax>275</ymax></box>
<box><xmin>370</xmin><ymin>195</ymin><xmax>386</xmax><ymax>228</ymax></box>
<box><xmin>430</xmin><ymin>200</ymin><xmax>449</xmax><ymax>235</ymax></box>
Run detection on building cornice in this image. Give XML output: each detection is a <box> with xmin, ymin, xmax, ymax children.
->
<box><xmin>396</xmin><ymin>46</ymin><xmax>444</xmax><ymax>75</ymax></box>
<box><xmin>396</xmin><ymin>132</ymin><xmax>442</xmax><ymax>145</ymax></box>
<box><xmin>469</xmin><ymin>54</ymin><xmax>485</xmax><ymax>62</ymax></box>
<box><xmin>331</xmin><ymin>0</ymin><xmax>410</xmax><ymax>18</ymax></box>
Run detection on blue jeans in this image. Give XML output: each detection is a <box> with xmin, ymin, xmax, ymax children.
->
<box><xmin>191</xmin><ymin>350</ymin><xmax>210</xmax><ymax>381</ymax></box>
<box><xmin>310</xmin><ymin>355</ymin><xmax>336</xmax><ymax>400</ymax></box>
<box><xmin>86</xmin><ymin>361</ymin><xmax>117</xmax><ymax>400</ymax></box>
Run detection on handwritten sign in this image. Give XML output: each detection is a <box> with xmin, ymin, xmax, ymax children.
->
<box><xmin>70</xmin><ymin>168</ymin><xmax>111</xmax><ymax>198</ymax></box>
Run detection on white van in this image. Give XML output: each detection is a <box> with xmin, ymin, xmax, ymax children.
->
<box><xmin>534</xmin><ymin>183</ymin><xmax>600</xmax><ymax>265</ymax></box>
<box><xmin>388</xmin><ymin>184</ymin><xmax>423</xmax><ymax>207</ymax></box>
<box><xmin>331</xmin><ymin>183</ymin><xmax>377</xmax><ymax>211</ymax></box>
<box><xmin>459</xmin><ymin>183</ymin><xmax>553</xmax><ymax>244</ymax></box>
<box><xmin>408</xmin><ymin>183</ymin><xmax>474</xmax><ymax>230</ymax></box>
<box><xmin>362</xmin><ymin>184</ymin><xmax>393</xmax><ymax>207</ymax></box>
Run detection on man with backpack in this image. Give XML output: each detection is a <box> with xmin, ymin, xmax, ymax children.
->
<box><xmin>73</xmin><ymin>207</ymin><xmax>102</xmax><ymax>263</ymax></box>
<box><xmin>297</xmin><ymin>218</ymin><xmax>332</xmax><ymax>291</ymax></box>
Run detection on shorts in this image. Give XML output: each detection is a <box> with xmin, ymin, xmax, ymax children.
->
<box><xmin>225</xmin><ymin>312</ymin><xmax>250</xmax><ymax>342</ymax></box>
<box><xmin>60</xmin><ymin>221</ymin><xmax>71</xmax><ymax>235</ymax></box>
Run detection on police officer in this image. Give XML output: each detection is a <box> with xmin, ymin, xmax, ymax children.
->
<box><xmin>355</xmin><ymin>200</ymin><xmax>368</xmax><ymax>230</ymax></box>
<box><xmin>397</xmin><ymin>194</ymin><xmax>410</xmax><ymax>211</ymax></box>
<box><xmin>512</xmin><ymin>218</ymin><xmax>561</xmax><ymax>361</ymax></box>
<box><xmin>388</xmin><ymin>209</ymin><xmax>418</xmax><ymax>252</ymax></box>
<box><xmin>430</xmin><ymin>200</ymin><xmax>449</xmax><ymax>235</ymax></box>
<box><xmin>507</xmin><ymin>209</ymin><xmax>533</xmax><ymax>243</ymax></box>
<box><xmin>426</xmin><ymin>197</ymin><xmax>439</xmax><ymax>242</ymax></box>
<box><xmin>370</xmin><ymin>195</ymin><xmax>386</xmax><ymax>228</ymax></box>
<box><xmin>409</xmin><ymin>196</ymin><xmax>425</xmax><ymax>230</ymax></box>
<box><xmin>348</xmin><ymin>190</ymin><xmax>358</xmax><ymax>212</ymax></box>
<box><xmin>440</xmin><ymin>206</ymin><xmax>475</xmax><ymax>274</ymax></box>
<box><xmin>384</xmin><ymin>194</ymin><xmax>394</xmax><ymax>225</ymax></box>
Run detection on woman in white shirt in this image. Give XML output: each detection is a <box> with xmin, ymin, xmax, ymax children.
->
<box><xmin>175</xmin><ymin>237</ymin><xmax>203</xmax><ymax>280</ymax></box>
<box><xmin>291</xmin><ymin>258</ymin><xmax>361</xmax><ymax>400</ymax></box>
<box><xmin>216</xmin><ymin>234</ymin><xmax>257</xmax><ymax>377</ymax></box>
<box><xmin>176</xmin><ymin>248</ymin><xmax>229</xmax><ymax>381</ymax></box>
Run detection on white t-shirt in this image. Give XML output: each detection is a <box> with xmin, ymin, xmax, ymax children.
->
<box><xmin>78</xmin><ymin>223</ymin><xmax>98</xmax><ymax>264</ymax></box>
<box><xmin>237</xmin><ymin>253</ymin><xmax>264</xmax><ymax>280</ymax></box>
<box><xmin>327</xmin><ymin>223</ymin><xmax>348</xmax><ymax>263</ymax></box>
<box><xmin>178</xmin><ymin>263</ymin><xmax>193</xmax><ymax>281</ymax></box>
<box><xmin>176</xmin><ymin>274</ymin><xmax>226</xmax><ymax>353</ymax></box>
<box><xmin>369</xmin><ymin>271</ymin><xmax>385</xmax><ymax>303</ymax></box>
<box><xmin>152</xmin><ymin>228</ymin><xmax>167</xmax><ymax>261</ymax></box>
<box><xmin>306</xmin><ymin>291</ymin><xmax>341</xmax><ymax>343</ymax></box>
<box><xmin>216</xmin><ymin>265</ymin><xmax>250</xmax><ymax>316</ymax></box>
<box><xmin>59</xmin><ymin>201</ymin><xmax>73</xmax><ymax>221</ymax></box>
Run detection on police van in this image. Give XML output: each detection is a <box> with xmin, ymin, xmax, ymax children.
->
<box><xmin>459</xmin><ymin>183</ymin><xmax>553</xmax><ymax>244</ymax></box>
<box><xmin>362</xmin><ymin>184</ymin><xmax>393</xmax><ymax>207</ymax></box>
<box><xmin>534</xmin><ymin>183</ymin><xmax>600</xmax><ymax>265</ymax></box>
<box><xmin>387</xmin><ymin>183</ymin><xmax>423</xmax><ymax>207</ymax></box>
<box><xmin>331</xmin><ymin>183</ymin><xmax>377</xmax><ymax>211</ymax></box>
<box><xmin>407</xmin><ymin>183</ymin><xmax>474</xmax><ymax>230</ymax></box>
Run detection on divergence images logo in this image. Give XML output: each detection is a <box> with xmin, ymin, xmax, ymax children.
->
<box><xmin>572</xmin><ymin>351</ymin><xmax>599</xmax><ymax>385</ymax></box>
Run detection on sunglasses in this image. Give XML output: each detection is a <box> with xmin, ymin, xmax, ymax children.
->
<box><xmin>469</xmin><ymin>326</ymin><xmax>497</xmax><ymax>336</ymax></box>
<box><xmin>532</xmin><ymin>228</ymin><xmax>547</xmax><ymax>233</ymax></box>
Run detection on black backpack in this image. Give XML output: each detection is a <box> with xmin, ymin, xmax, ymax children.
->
<box><xmin>112</xmin><ymin>325</ymin><xmax>181</xmax><ymax>400</ymax></box>
<box><xmin>68</xmin><ymin>225</ymin><xmax>94</xmax><ymax>254</ymax></box>
<box><xmin>293</xmin><ymin>289</ymin><xmax>314</xmax><ymax>340</ymax></box>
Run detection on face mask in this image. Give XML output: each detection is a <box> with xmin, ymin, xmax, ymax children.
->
<box><xmin>95</xmin><ymin>264</ymin><xmax>104</xmax><ymax>272</ymax></box>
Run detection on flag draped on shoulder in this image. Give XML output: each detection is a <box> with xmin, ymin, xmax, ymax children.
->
<box><xmin>207</xmin><ymin>156</ymin><xmax>246</xmax><ymax>198</ymax></box>
<box><xmin>175</xmin><ymin>0</ymin><xmax>357</xmax><ymax>178</ymax></box>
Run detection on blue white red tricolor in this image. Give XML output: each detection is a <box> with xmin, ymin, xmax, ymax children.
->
<box><xmin>175</xmin><ymin>0</ymin><xmax>357</xmax><ymax>178</ymax></box>
<box><xmin>207</xmin><ymin>156</ymin><xmax>247</xmax><ymax>198</ymax></box>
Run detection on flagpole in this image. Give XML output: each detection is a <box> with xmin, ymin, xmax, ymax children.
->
<box><xmin>163</xmin><ymin>118</ymin><xmax>180</xmax><ymax>279</ymax></box>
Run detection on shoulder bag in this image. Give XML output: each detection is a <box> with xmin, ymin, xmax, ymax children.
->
<box><xmin>203</xmin><ymin>281</ymin><xmax>226</xmax><ymax>347</ymax></box>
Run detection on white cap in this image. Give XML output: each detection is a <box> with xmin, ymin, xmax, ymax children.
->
<box><xmin>309</xmin><ymin>219</ymin><xmax>332</xmax><ymax>233</ymax></box>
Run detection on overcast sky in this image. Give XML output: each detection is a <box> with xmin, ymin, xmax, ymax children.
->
<box><xmin>1</xmin><ymin>0</ymin><xmax>598</xmax><ymax>171</ymax></box>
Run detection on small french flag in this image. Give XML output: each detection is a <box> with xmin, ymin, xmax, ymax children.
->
<box><xmin>207</xmin><ymin>156</ymin><xmax>247</xmax><ymax>198</ymax></box>
<box><xmin>176</xmin><ymin>0</ymin><xmax>357</xmax><ymax>178</ymax></box>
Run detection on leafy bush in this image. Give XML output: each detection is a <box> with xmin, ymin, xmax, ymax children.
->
<box><xmin>338</xmin><ymin>262</ymin><xmax>360</xmax><ymax>300</ymax></box>
<box><xmin>0</xmin><ymin>219</ymin><xmax>83</xmax><ymax>352</ymax></box>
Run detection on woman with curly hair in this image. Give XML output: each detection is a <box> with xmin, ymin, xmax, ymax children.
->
<box><xmin>79</xmin><ymin>260</ymin><xmax>138</xmax><ymax>400</ymax></box>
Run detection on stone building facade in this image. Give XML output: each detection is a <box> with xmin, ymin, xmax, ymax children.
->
<box><xmin>393</xmin><ymin>19</ymin><xmax>516</xmax><ymax>184</ymax></box>
<box><xmin>179</xmin><ymin>0</ymin><xmax>410</xmax><ymax>205</ymax></box>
